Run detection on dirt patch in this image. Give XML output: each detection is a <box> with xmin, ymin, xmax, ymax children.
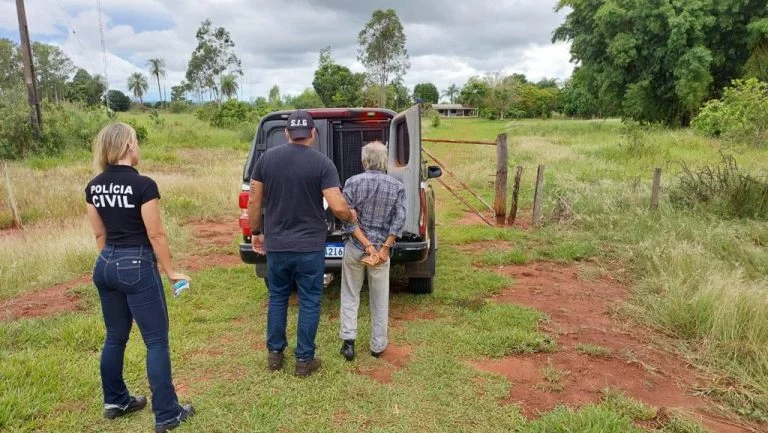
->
<box><xmin>390</xmin><ymin>304</ymin><xmax>439</xmax><ymax>328</ymax></box>
<box><xmin>355</xmin><ymin>344</ymin><xmax>413</xmax><ymax>384</ymax></box>
<box><xmin>0</xmin><ymin>276</ymin><xmax>90</xmax><ymax>321</ymax></box>
<box><xmin>469</xmin><ymin>260</ymin><xmax>760</xmax><ymax>433</ymax></box>
<box><xmin>1</xmin><ymin>219</ymin><xmax>243</xmax><ymax>321</ymax></box>
<box><xmin>185</xmin><ymin>219</ymin><xmax>237</xmax><ymax>248</ymax></box>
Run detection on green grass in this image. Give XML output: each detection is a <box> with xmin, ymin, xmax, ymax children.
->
<box><xmin>1</xmin><ymin>114</ymin><xmax>766</xmax><ymax>430</ymax></box>
<box><xmin>576</xmin><ymin>344</ymin><xmax>613</xmax><ymax>357</ymax></box>
<box><xmin>425</xmin><ymin>117</ymin><xmax>768</xmax><ymax>421</ymax></box>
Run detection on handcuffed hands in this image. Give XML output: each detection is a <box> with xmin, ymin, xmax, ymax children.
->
<box><xmin>252</xmin><ymin>234</ymin><xmax>266</xmax><ymax>255</ymax></box>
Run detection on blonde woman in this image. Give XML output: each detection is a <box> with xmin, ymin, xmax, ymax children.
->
<box><xmin>85</xmin><ymin>123</ymin><xmax>194</xmax><ymax>432</ymax></box>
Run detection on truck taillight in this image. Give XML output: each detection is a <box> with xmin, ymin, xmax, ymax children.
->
<box><xmin>239</xmin><ymin>191</ymin><xmax>250</xmax><ymax>237</ymax></box>
<box><xmin>419</xmin><ymin>188</ymin><xmax>427</xmax><ymax>237</ymax></box>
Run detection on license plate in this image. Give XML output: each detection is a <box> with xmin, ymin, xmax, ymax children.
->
<box><xmin>325</xmin><ymin>243</ymin><xmax>344</xmax><ymax>258</ymax></box>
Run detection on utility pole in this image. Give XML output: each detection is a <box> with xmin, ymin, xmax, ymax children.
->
<box><xmin>15</xmin><ymin>0</ymin><xmax>43</xmax><ymax>138</ymax></box>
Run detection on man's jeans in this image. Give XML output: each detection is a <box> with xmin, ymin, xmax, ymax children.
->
<box><xmin>92</xmin><ymin>245</ymin><xmax>183</xmax><ymax>425</ymax></box>
<box><xmin>266</xmin><ymin>251</ymin><xmax>325</xmax><ymax>360</ymax></box>
<box><xmin>339</xmin><ymin>241</ymin><xmax>390</xmax><ymax>353</ymax></box>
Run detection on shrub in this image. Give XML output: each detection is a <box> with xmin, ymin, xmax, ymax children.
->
<box><xmin>168</xmin><ymin>101</ymin><xmax>191</xmax><ymax>113</ymax></box>
<box><xmin>693</xmin><ymin>78</ymin><xmax>768</xmax><ymax>147</ymax></box>
<box><xmin>210</xmin><ymin>100</ymin><xmax>257</xmax><ymax>129</ymax></box>
<box><xmin>43</xmin><ymin>103</ymin><xmax>111</xmax><ymax>152</ymax></box>
<box><xmin>670</xmin><ymin>154</ymin><xmax>768</xmax><ymax>220</ymax></box>
<box><xmin>430</xmin><ymin>111</ymin><xmax>441</xmax><ymax>128</ymax></box>
<box><xmin>0</xmin><ymin>85</ymin><xmax>35</xmax><ymax>159</ymax></box>
<box><xmin>194</xmin><ymin>102</ymin><xmax>218</xmax><ymax>123</ymax></box>
<box><xmin>124</xmin><ymin>119</ymin><xmax>149</xmax><ymax>144</ymax></box>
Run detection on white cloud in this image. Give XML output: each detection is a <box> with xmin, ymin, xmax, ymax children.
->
<box><xmin>0</xmin><ymin>0</ymin><xmax>574</xmax><ymax>101</ymax></box>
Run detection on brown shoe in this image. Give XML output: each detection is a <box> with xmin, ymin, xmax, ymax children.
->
<box><xmin>294</xmin><ymin>357</ymin><xmax>321</xmax><ymax>377</ymax></box>
<box><xmin>268</xmin><ymin>350</ymin><xmax>284</xmax><ymax>371</ymax></box>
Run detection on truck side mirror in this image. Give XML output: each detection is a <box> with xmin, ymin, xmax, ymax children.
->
<box><xmin>427</xmin><ymin>165</ymin><xmax>442</xmax><ymax>179</ymax></box>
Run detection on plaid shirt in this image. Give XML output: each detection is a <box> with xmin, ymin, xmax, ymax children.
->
<box><xmin>343</xmin><ymin>170</ymin><xmax>406</xmax><ymax>250</ymax></box>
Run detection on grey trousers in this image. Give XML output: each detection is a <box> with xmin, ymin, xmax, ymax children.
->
<box><xmin>339</xmin><ymin>241</ymin><xmax>390</xmax><ymax>353</ymax></box>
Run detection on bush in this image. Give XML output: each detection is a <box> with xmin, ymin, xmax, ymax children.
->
<box><xmin>168</xmin><ymin>101</ymin><xmax>191</xmax><ymax>113</ymax></box>
<box><xmin>0</xmin><ymin>85</ymin><xmax>35</xmax><ymax>159</ymax></box>
<box><xmin>693</xmin><ymin>78</ymin><xmax>768</xmax><ymax>147</ymax></box>
<box><xmin>44</xmin><ymin>103</ymin><xmax>111</xmax><ymax>152</ymax></box>
<box><xmin>194</xmin><ymin>102</ymin><xmax>218</xmax><ymax>123</ymax></box>
<box><xmin>430</xmin><ymin>111</ymin><xmax>441</xmax><ymax>128</ymax></box>
<box><xmin>124</xmin><ymin>119</ymin><xmax>149</xmax><ymax>144</ymax></box>
<box><xmin>670</xmin><ymin>154</ymin><xmax>768</xmax><ymax>220</ymax></box>
<box><xmin>210</xmin><ymin>100</ymin><xmax>258</xmax><ymax>128</ymax></box>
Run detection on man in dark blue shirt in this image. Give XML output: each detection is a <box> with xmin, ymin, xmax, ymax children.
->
<box><xmin>248</xmin><ymin>110</ymin><xmax>357</xmax><ymax>377</ymax></box>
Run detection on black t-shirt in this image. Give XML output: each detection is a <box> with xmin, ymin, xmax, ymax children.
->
<box><xmin>85</xmin><ymin>165</ymin><xmax>160</xmax><ymax>246</ymax></box>
<box><xmin>251</xmin><ymin>143</ymin><xmax>341</xmax><ymax>252</ymax></box>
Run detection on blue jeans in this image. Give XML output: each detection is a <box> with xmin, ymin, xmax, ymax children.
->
<box><xmin>92</xmin><ymin>245</ymin><xmax>183</xmax><ymax>424</ymax></box>
<box><xmin>266</xmin><ymin>251</ymin><xmax>325</xmax><ymax>360</ymax></box>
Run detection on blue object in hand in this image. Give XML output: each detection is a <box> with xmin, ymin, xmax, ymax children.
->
<box><xmin>173</xmin><ymin>280</ymin><xmax>189</xmax><ymax>297</ymax></box>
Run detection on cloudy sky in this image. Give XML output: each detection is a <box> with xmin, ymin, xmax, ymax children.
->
<box><xmin>0</xmin><ymin>0</ymin><xmax>574</xmax><ymax>102</ymax></box>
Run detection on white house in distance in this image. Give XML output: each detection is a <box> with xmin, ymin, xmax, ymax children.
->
<box><xmin>432</xmin><ymin>104</ymin><xmax>478</xmax><ymax>117</ymax></box>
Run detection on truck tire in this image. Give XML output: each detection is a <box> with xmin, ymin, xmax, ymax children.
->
<box><xmin>407</xmin><ymin>277</ymin><xmax>433</xmax><ymax>294</ymax></box>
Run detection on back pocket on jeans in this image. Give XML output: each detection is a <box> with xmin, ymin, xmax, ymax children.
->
<box><xmin>115</xmin><ymin>257</ymin><xmax>143</xmax><ymax>286</ymax></box>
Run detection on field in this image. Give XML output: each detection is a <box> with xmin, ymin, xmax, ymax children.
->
<box><xmin>1</xmin><ymin>113</ymin><xmax>767</xmax><ymax>432</ymax></box>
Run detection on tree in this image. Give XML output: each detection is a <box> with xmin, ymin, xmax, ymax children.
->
<box><xmin>387</xmin><ymin>79</ymin><xmax>412</xmax><ymax>111</ymax></box>
<box><xmin>413</xmin><ymin>83</ymin><xmax>439</xmax><ymax>105</ymax></box>
<box><xmin>0</xmin><ymin>38</ymin><xmax>21</xmax><ymax>91</ymax></box>
<box><xmin>457</xmin><ymin>76</ymin><xmax>489</xmax><ymax>108</ymax></box>
<box><xmin>107</xmin><ymin>90</ymin><xmax>131</xmax><ymax>112</ymax></box>
<box><xmin>220</xmin><ymin>74</ymin><xmax>239</xmax><ymax>100</ymax></box>
<box><xmin>285</xmin><ymin>88</ymin><xmax>324</xmax><ymax>109</ymax></box>
<box><xmin>536</xmin><ymin>78</ymin><xmax>559</xmax><ymax>89</ymax></box>
<box><xmin>68</xmin><ymin>69</ymin><xmax>106</xmax><ymax>106</ymax></box>
<box><xmin>357</xmin><ymin>9</ymin><xmax>410</xmax><ymax>108</ymax></box>
<box><xmin>32</xmin><ymin>42</ymin><xmax>74</xmax><ymax>103</ymax></box>
<box><xmin>171</xmin><ymin>81</ymin><xmax>191</xmax><ymax>102</ymax></box>
<box><xmin>554</xmin><ymin>0</ymin><xmax>768</xmax><ymax>126</ymax></box>
<box><xmin>312</xmin><ymin>47</ymin><xmax>365</xmax><ymax>107</ymax></box>
<box><xmin>147</xmin><ymin>58</ymin><xmax>167</xmax><ymax>106</ymax></box>
<box><xmin>268</xmin><ymin>85</ymin><xmax>282</xmax><ymax>110</ymax></box>
<box><xmin>185</xmin><ymin>19</ymin><xmax>243</xmax><ymax>102</ymax></box>
<box><xmin>442</xmin><ymin>83</ymin><xmax>460</xmax><ymax>103</ymax></box>
<box><xmin>127</xmin><ymin>72</ymin><xmax>149</xmax><ymax>104</ymax></box>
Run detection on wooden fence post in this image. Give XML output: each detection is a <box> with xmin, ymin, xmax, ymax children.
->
<box><xmin>650</xmin><ymin>168</ymin><xmax>662</xmax><ymax>210</ymax></box>
<box><xmin>494</xmin><ymin>133</ymin><xmax>508</xmax><ymax>226</ymax></box>
<box><xmin>3</xmin><ymin>162</ymin><xmax>23</xmax><ymax>230</ymax></box>
<box><xmin>532</xmin><ymin>165</ymin><xmax>546</xmax><ymax>227</ymax></box>
<box><xmin>508</xmin><ymin>165</ymin><xmax>523</xmax><ymax>226</ymax></box>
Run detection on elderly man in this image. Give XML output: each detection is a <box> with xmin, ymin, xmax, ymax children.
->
<box><xmin>339</xmin><ymin>141</ymin><xmax>406</xmax><ymax>361</ymax></box>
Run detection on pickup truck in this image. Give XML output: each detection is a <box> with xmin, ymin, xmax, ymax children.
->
<box><xmin>237</xmin><ymin>105</ymin><xmax>442</xmax><ymax>293</ymax></box>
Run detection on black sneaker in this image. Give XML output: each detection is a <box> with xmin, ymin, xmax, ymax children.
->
<box><xmin>340</xmin><ymin>340</ymin><xmax>355</xmax><ymax>361</ymax></box>
<box><xmin>103</xmin><ymin>395</ymin><xmax>147</xmax><ymax>419</ymax></box>
<box><xmin>154</xmin><ymin>404</ymin><xmax>195</xmax><ymax>433</ymax></box>
<box><xmin>268</xmin><ymin>350</ymin><xmax>284</xmax><ymax>371</ymax></box>
<box><xmin>294</xmin><ymin>357</ymin><xmax>322</xmax><ymax>377</ymax></box>
<box><xmin>371</xmin><ymin>350</ymin><xmax>384</xmax><ymax>358</ymax></box>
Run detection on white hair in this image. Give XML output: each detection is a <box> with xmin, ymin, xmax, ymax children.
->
<box><xmin>361</xmin><ymin>141</ymin><xmax>388</xmax><ymax>171</ymax></box>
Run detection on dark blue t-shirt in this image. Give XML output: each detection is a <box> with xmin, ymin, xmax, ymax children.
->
<box><xmin>251</xmin><ymin>143</ymin><xmax>341</xmax><ymax>252</ymax></box>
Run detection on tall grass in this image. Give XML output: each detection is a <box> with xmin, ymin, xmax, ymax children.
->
<box><xmin>0</xmin><ymin>113</ymin><xmax>249</xmax><ymax>298</ymax></box>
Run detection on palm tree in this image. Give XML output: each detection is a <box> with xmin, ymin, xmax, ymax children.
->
<box><xmin>220</xmin><ymin>74</ymin><xmax>239</xmax><ymax>100</ymax></box>
<box><xmin>146</xmin><ymin>58</ymin><xmax>167</xmax><ymax>106</ymax></box>
<box><xmin>127</xmin><ymin>72</ymin><xmax>149</xmax><ymax>104</ymax></box>
<box><xmin>442</xmin><ymin>83</ymin><xmax>460</xmax><ymax>104</ymax></box>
